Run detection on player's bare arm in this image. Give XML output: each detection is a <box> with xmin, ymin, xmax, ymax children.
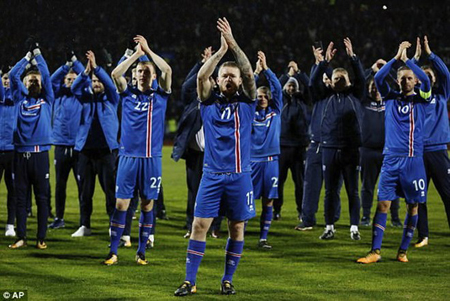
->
<box><xmin>111</xmin><ymin>44</ymin><xmax>145</xmax><ymax>93</ymax></box>
<box><xmin>197</xmin><ymin>34</ymin><xmax>228</xmax><ymax>101</ymax></box>
<box><xmin>217</xmin><ymin>17</ymin><xmax>256</xmax><ymax>99</ymax></box>
<box><xmin>134</xmin><ymin>35</ymin><xmax>172</xmax><ymax>92</ymax></box>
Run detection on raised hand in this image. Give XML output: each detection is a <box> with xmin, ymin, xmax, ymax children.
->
<box><xmin>201</xmin><ymin>46</ymin><xmax>214</xmax><ymax>63</ymax></box>
<box><xmin>288</xmin><ymin>61</ymin><xmax>299</xmax><ymax>76</ymax></box>
<box><xmin>423</xmin><ymin>35</ymin><xmax>432</xmax><ymax>56</ymax></box>
<box><xmin>257</xmin><ymin>51</ymin><xmax>268</xmax><ymax>70</ymax></box>
<box><xmin>371</xmin><ymin>59</ymin><xmax>387</xmax><ymax>72</ymax></box>
<box><xmin>86</xmin><ymin>50</ymin><xmax>97</xmax><ymax>69</ymax></box>
<box><xmin>344</xmin><ymin>37</ymin><xmax>354</xmax><ymax>57</ymax></box>
<box><xmin>325</xmin><ymin>42</ymin><xmax>337</xmax><ymax>62</ymax></box>
<box><xmin>414</xmin><ymin>37</ymin><xmax>422</xmax><ymax>61</ymax></box>
<box><xmin>312</xmin><ymin>46</ymin><xmax>324</xmax><ymax>64</ymax></box>
<box><xmin>217</xmin><ymin>18</ymin><xmax>235</xmax><ymax>47</ymax></box>
<box><xmin>254</xmin><ymin>59</ymin><xmax>263</xmax><ymax>75</ymax></box>
<box><xmin>134</xmin><ymin>35</ymin><xmax>151</xmax><ymax>54</ymax></box>
<box><xmin>135</xmin><ymin>43</ymin><xmax>145</xmax><ymax>57</ymax></box>
<box><xmin>394</xmin><ymin>41</ymin><xmax>411</xmax><ymax>61</ymax></box>
<box><xmin>219</xmin><ymin>34</ymin><xmax>228</xmax><ymax>54</ymax></box>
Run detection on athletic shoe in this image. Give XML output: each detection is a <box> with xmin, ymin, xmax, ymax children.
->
<box><xmin>146</xmin><ymin>235</ymin><xmax>154</xmax><ymax>249</ymax></box>
<box><xmin>48</xmin><ymin>218</ymin><xmax>65</xmax><ymax>229</ymax></box>
<box><xmin>183</xmin><ymin>231</ymin><xmax>191</xmax><ymax>239</ymax></box>
<box><xmin>221</xmin><ymin>281</ymin><xmax>236</xmax><ymax>295</ymax></box>
<box><xmin>9</xmin><ymin>239</ymin><xmax>27</xmax><ymax>249</ymax></box>
<box><xmin>103</xmin><ymin>252</ymin><xmax>118</xmax><ymax>265</ymax></box>
<box><xmin>210</xmin><ymin>230</ymin><xmax>220</xmax><ymax>239</ymax></box>
<box><xmin>135</xmin><ymin>252</ymin><xmax>148</xmax><ymax>265</ymax></box>
<box><xmin>319</xmin><ymin>229</ymin><xmax>335</xmax><ymax>240</ymax></box>
<box><xmin>350</xmin><ymin>230</ymin><xmax>361</xmax><ymax>241</ymax></box>
<box><xmin>119</xmin><ymin>236</ymin><xmax>132</xmax><ymax>248</ymax></box>
<box><xmin>294</xmin><ymin>221</ymin><xmax>313</xmax><ymax>231</ymax></box>
<box><xmin>258</xmin><ymin>240</ymin><xmax>272</xmax><ymax>249</ymax></box>
<box><xmin>360</xmin><ymin>216</ymin><xmax>370</xmax><ymax>227</ymax></box>
<box><xmin>357</xmin><ymin>250</ymin><xmax>381</xmax><ymax>264</ymax></box>
<box><xmin>174</xmin><ymin>281</ymin><xmax>197</xmax><ymax>297</ymax></box>
<box><xmin>71</xmin><ymin>226</ymin><xmax>92</xmax><ymax>237</ymax></box>
<box><xmin>5</xmin><ymin>224</ymin><xmax>16</xmax><ymax>237</ymax></box>
<box><xmin>391</xmin><ymin>218</ymin><xmax>402</xmax><ymax>228</ymax></box>
<box><xmin>36</xmin><ymin>240</ymin><xmax>47</xmax><ymax>250</ymax></box>
<box><xmin>414</xmin><ymin>237</ymin><xmax>429</xmax><ymax>248</ymax></box>
<box><xmin>397</xmin><ymin>250</ymin><xmax>408</xmax><ymax>263</ymax></box>
<box><xmin>273</xmin><ymin>211</ymin><xmax>281</xmax><ymax>221</ymax></box>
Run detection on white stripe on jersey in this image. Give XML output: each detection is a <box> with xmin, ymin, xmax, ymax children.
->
<box><xmin>146</xmin><ymin>100</ymin><xmax>153</xmax><ymax>157</ymax></box>
<box><xmin>408</xmin><ymin>102</ymin><xmax>414</xmax><ymax>157</ymax></box>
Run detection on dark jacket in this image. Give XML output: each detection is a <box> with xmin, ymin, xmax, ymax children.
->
<box><xmin>310</xmin><ymin>56</ymin><xmax>365</xmax><ymax>148</ymax></box>
<box><xmin>172</xmin><ymin>62</ymin><xmax>203</xmax><ymax>161</ymax></box>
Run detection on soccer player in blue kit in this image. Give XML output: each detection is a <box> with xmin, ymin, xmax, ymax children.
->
<box><xmin>357</xmin><ymin>41</ymin><xmax>432</xmax><ymax>264</ymax></box>
<box><xmin>251</xmin><ymin>51</ymin><xmax>282</xmax><ymax>249</ymax></box>
<box><xmin>174</xmin><ymin>18</ymin><xmax>257</xmax><ymax>296</ymax></box>
<box><xmin>103</xmin><ymin>35</ymin><xmax>172</xmax><ymax>265</ymax></box>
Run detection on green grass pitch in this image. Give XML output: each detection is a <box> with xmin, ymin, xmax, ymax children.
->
<box><xmin>1</xmin><ymin>147</ymin><xmax>449</xmax><ymax>300</ymax></box>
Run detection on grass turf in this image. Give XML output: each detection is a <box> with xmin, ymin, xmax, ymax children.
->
<box><xmin>1</xmin><ymin>147</ymin><xmax>449</xmax><ymax>300</ymax></box>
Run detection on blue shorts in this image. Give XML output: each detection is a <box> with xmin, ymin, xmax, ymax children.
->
<box><xmin>378</xmin><ymin>156</ymin><xmax>427</xmax><ymax>204</ymax></box>
<box><xmin>116</xmin><ymin>156</ymin><xmax>162</xmax><ymax>200</ymax></box>
<box><xmin>194</xmin><ymin>171</ymin><xmax>256</xmax><ymax>221</ymax></box>
<box><xmin>251</xmin><ymin>159</ymin><xmax>279</xmax><ymax>200</ymax></box>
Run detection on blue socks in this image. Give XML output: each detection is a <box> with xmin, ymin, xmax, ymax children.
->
<box><xmin>222</xmin><ymin>239</ymin><xmax>244</xmax><ymax>283</ymax></box>
<box><xmin>185</xmin><ymin>240</ymin><xmax>206</xmax><ymax>285</ymax></box>
<box><xmin>138</xmin><ymin>209</ymin><xmax>154</xmax><ymax>255</ymax></box>
<box><xmin>109</xmin><ymin>209</ymin><xmax>127</xmax><ymax>255</ymax></box>
<box><xmin>260</xmin><ymin>205</ymin><xmax>273</xmax><ymax>240</ymax></box>
<box><xmin>372</xmin><ymin>212</ymin><xmax>387</xmax><ymax>251</ymax></box>
<box><xmin>400</xmin><ymin>213</ymin><xmax>418</xmax><ymax>251</ymax></box>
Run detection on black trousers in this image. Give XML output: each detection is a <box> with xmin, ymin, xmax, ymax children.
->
<box><xmin>77</xmin><ymin>148</ymin><xmax>117</xmax><ymax>228</ymax></box>
<box><xmin>15</xmin><ymin>151</ymin><xmax>50</xmax><ymax>240</ymax></box>
<box><xmin>360</xmin><ymin>147</ymin><xmax>399</xmax><ymax>219</ymax></box>
<box><xmin>322</xmin><ymin>147</ymin><xmax>360</xmax><ymax>226</ymax></box>
<box><xmin>302</xmin><ymin>143</ymin><xmax>342</xmax><ymax>226</ymax></box>
<box><xmin>54</xmin><ymin>145</ymin><xmax>80</xmax><ymax>219</ymax></box>
<box><xmin>0</xmin><ymin>151</ymin><xmax>15</xmax><ymax>224</ymax></box>
<box><xmin>418</xmin><ymin>149</ymin><xmax>450</xmax><ymax>238</ymax></box>
<box><xmin>275</xmin><ymin>145</ymin><xmax>306</xmax><ymax>216</ymax></box>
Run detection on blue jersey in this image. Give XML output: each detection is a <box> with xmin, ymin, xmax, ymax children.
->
<box><xmin>419</xmin><ymin>53</ymin><xmax>450</xmax><ymax>152</ymax></box>
<box><xmin>375</xmin><ymin>59</ymin><xmax>431</xmax><ymax>157</ymax></box>
<box><xmin>51</xmin><ymin>61</ymin><xmax>84</xmax><ymax>146</ymax></box>
<box><xmin>201</xmin><ymin>92</ymin><xmax>256</xmax><ymax>173</ymax></box>
<box><xmin>0</xmin><ymin>85</ymin><xmax>18</xmax><ymax>151</ymax></box>
<box><xmin>10</xmin><ymin>55</ymin><xmax>54</xmax><ymax>152</ymax></box>
<box><xmin>251</xmin><ymin>69</ymin><xmax>282</xmax><ymax>160</ymax></box>
<box><xmin>119</xmin><ymin>86</ymin><xmax>169</xmax><ymax>157</ymax></box>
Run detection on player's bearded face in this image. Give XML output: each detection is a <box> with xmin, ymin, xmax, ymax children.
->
<box><xmin>2</xmin><ymin>74</ymin><xmax>9</xmax><ymax>88</ymax></box>
<box><xmin>398</xmin><ymin>70</ymin><xmax>417</xmax><ymax>94</ymax></box>
<box><xmin>25</xmin><ymin>75</ymin><xmax>42</xmax><ymax>96</ymax></box>
<box><xmin>64</xmin><ymin>73</ymin><xmax>77</xmax><ymax>88</ymax></box>
<box><xmin>91</xmin><ymin>75</ymin><xmax>105</xmax><ymax>93</ymax></box>
<box><xmin>331</xmin><ymin>72</ymin><xmax>350</xmax><ymax>92</ymax></box>
<box><xmin>218</xmin><ymin>67</ymin><xmax>242</xmax><ymax>96</ymax></box>
<box><xmin>423</xmin><ymin>69</ymin><xmax>436</xmax><ymax>87</ymax></box>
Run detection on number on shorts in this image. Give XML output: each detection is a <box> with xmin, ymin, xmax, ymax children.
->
<box><xmin>150</xmin><ymin>176</ymin><xmax>162</xmax><ymax>189</ymax></box>
<box><xmin>271</xmin><ymin>177</ymin><xmax>278</xmax><ymax>188</ymax></box>
<box><xmin>246</xmin><ymin>191</ymin><xmax>254</xmax><ymax>206</ymax></box>
<box><xmin>412</xmin><ymin>179</ymin><xmax>425</xmax><ymax>191</ymax></box>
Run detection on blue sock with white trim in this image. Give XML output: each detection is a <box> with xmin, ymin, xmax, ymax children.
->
<box><xmin>260</xmin><ymin>205</ymin><xmax>273</xmax><ymax>240</ymax></box>
<box><xmin>222</xmin><ymin>239</ymin><xmax>244</xmax><ymax>283</ymax></box>
<box><xmin>110</xmin><ymin>209</ymin><xmax>127</xmax><ymax>255</ymax></box>
<box><xmin>399</xmin><ymin>213</ymin><xmax>418</xmax><ymax>251</ymax></box>
<box><xmin>137</xmin><ymin>209</ymin><xmax>154</xmax><ymax>255</ymax></box>
<box><xmin>185</xmin><ymin>239</ymin><xmax>206</xmax><ymax>285</ymax></box>
<box><xmin>372</xmin><ymin>212</ymin><xmax>387</xmax><ymax>251</ymax></box>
